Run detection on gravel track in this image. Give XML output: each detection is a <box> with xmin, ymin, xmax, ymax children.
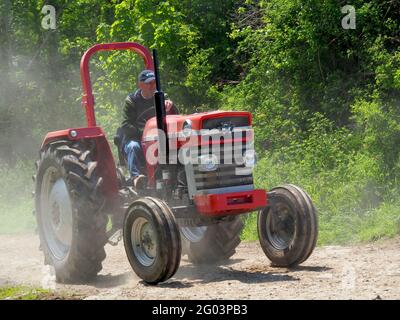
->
<box><xmin>0</xmin><ymin>234</ymin><xmax>399</xmax><ymax>300</ymax></box>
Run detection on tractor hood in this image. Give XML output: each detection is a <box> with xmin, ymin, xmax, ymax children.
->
<box><xmin>142</xmin><ymin>110</ymin><xmax>252</xmax><ymax>142</ymax></box>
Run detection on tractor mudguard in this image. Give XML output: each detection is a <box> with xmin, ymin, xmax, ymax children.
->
<box><xmin>40</xmin><ymin>126</ymin><xmax>119</xmax><ymax>204</ymax></box>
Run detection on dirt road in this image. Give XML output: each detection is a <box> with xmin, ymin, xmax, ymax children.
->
<box><xmin>0</xmin><ymin>233</ymin><xmax>399</xmax><ymax>299</ymax></box>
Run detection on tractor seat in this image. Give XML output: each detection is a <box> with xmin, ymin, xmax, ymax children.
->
<box><xmin>113</xmin><ymin>133</ymin><xmax>122</xmax><ymax>147</ymax></box>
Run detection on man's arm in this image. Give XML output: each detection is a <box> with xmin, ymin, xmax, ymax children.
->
<box><xmin>121</xmin><ymin>95</ymin><xmax>140</xmax><ymax>139</ymax></box>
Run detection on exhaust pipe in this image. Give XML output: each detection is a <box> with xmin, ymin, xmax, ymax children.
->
<box><xmin>153</xmin><ymin>49</ymin><xmax>169</xmax><ymax>167</ymax></box>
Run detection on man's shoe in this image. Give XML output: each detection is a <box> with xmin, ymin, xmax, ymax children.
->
<box><xmin>132</xmin><ymin>175</ymin><xmax>147</xmax><ymax>190</ymax></box>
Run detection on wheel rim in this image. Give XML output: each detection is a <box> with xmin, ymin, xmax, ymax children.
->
<box><xmin>266</xmin><ymin>201</ymin><xmax>296</xmax><ymax>250</ymax></box>
<box><xmin>40</xmin><ymin>167</ymin><xmax>73</xmax><ymax>260</ymax></box>
<box><xmin>131</xmin><ymin>217</ymin><xmax>157</xmax><ymax>267</ymax></box>
<box><xmin>180</xmin><ymin>226</ymin><xmax>207</xmax><ymax>243</ymax></box>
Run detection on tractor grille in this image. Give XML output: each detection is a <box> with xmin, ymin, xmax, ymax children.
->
<box><xmin>194</xmin><ymin>165</ymin><xmax>253</xmax><ymax>191</ymax></box>
<box><xmin>190</xmin><ymin>143</ymin><xmax>254</xmax><ymax>194</ymax></box>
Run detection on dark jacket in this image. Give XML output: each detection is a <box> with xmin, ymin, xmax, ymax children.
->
<box><xmin>120</xmin><ymin>89</ymin><xmax>178</xmax><ymax>144</ymax></box>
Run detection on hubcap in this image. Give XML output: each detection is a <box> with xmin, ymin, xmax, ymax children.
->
<box><xmin>131</xmin><ymin>217</ymin><xmax>157</xmax><ymax>266</ymax></box>
<box><xmin>41</xmin><ymin>167</ymin><xmax>73</xmax><ymax>260</ymax></box>
<box><xmin>266</xmin><ymin>202</ymin><xmax>296</xmax><ymax>250</ymax></box>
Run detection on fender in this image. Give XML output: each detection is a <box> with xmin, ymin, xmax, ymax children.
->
<box><xmin>41</xmin><ymin>127</ymin><xmax>119</xmax><ymax>203</ymax></box>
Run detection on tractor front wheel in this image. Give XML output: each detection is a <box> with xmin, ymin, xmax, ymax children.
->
<box><xmin>123</xmin><ymin>197</ymin><xmax>181</xmax><ymax>284</ymax></box>
<box><xmin>258</xmin><ymin>184</ymin><xmax>318</xmax><ymax>267</ymax></box>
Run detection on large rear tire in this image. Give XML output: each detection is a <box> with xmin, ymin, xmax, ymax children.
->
<box><xmin>34</xmin><ymin>140</ymin><xmax>108</xmax><ymax>283</ymax></box>
<box><xmin>258</xmin><ymin>184</ymin><xmax>318</xmax><ymax>267</ymax></box>
<box><xmin>123</xmin><ymin>197</ymin><xmax>181</xmax><ymax>284</ymax></box>
<box><xmin>181</xmin><ymin>216</ymin><xmax>244</xmax><ymax>265</ymax></box>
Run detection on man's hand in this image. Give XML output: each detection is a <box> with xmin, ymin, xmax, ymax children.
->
<box><xmin>165</xmin><ymin>99</ymin><xmax>173</xmax><ymax>110</ymax></box>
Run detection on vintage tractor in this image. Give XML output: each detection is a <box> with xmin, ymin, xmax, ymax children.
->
<box><xmin>34</xmin><ymin>42</ymin><xmax>318</xmax><ymax>284</ymax></box>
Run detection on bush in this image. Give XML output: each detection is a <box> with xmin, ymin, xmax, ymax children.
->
<box><xmin>241</xmin><ymin>113</ymin><xmax>393</xmax><ymax>245</ymax></box>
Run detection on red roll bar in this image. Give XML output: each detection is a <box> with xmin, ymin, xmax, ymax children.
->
<box><xmin>80</xmin><ymin>42</ymin><xmax>154</xmax><ymax>127</ymax></box>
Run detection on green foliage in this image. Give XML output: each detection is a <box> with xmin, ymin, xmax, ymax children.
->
<box><xmin>352</xmin><ymin>98</ymin><xmax>400</xmax><ymax>174</ymax></box>
<box><xmin>227</xmin><ymin>1</ymin><xmax>400</xmax><ymax>243</ymax></box>
<box><xmin>94</xmin><ymin>0</ymin><xmax>240</xmax><ymax>112</ymax></box>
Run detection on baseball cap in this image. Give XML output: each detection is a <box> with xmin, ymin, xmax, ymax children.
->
<box><xmin>138</xmin><ymin>69</ymin><xmax>156</xmax><ymax>83</ymax></box>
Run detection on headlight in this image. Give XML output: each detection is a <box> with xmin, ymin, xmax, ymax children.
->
<box><xmin>182</xmin><ymin>119</ymin><xmax>192</xmax><ymax>138</ymax></box>
<box><xmin>198</xmin><ymin>154</ymin><xmax>218</xmax><ymax>172</ymax></box>
<box><xmin>243</xmin><ymin>149</ymin><xmax>256</xmax><ymax>168</ymax></box>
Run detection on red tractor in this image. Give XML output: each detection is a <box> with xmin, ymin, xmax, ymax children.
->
<box><xmin>34</xmin><ymin>42</ymin><xmax>318</xmax><ymax>284</ymax></box>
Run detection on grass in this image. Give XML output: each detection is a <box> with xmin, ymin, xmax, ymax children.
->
<box><xmin>0</xmin><ymin>286</ymin><xmax>83</xmax><ymax>300</ymax></box>
<box><xmin>242</xmin><ymin>151</ymin><xmax>400</xmax><ymax>245</ymax></box>
<box><xmin>240</xmin><ymin>203</ymin><xmax>400</xmax><ymax>245</ymax></box>
<box><xmin>0</xmin><ymin>286</ymin><xmax>51</xmax><ymax>300</ymax></box>
<box><xmin>0</xmin><ymin>161</ymin><xmax>36</xmax><ymax>234</ymax></box>
<box><xmin>241</xmin><ymin>213</ymin><xmax>259</xmax><ymax>242</ymax></box>
<box><xmin>357</xmin><ymin>202</ymin><xmax>400</xmax><ymax>242</ymax></box>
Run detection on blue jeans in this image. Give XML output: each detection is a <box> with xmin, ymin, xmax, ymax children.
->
<box><xmin>123</xmin><ymin>140</ymin><xmax>144</xmax><ymax>177</ymax></box>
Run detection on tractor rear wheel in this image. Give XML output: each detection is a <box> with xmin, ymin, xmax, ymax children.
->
<box><xmin>123</xmin><ymin>197</ymin><xmax>181</xmax><ymax>284</ymax></box>
<box><xmin>181</xmin><ymin>216</ymin><xmax>244</xmax><ymax>265</ymax></box>
<box><xmin>34</xmin><ymin>140</ymin><xmax>108</xmax><ymax>283</ymax></box>
<box><xmin>258</xmin><ymin>184</ymin><xmax>318</xmax><ymax>267</ymax></box>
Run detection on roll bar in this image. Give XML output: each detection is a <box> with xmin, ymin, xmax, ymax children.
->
<box><xmin>80</xmin><ymin>42</ymin><xmax>154</xmax><ymax>127</ymax></box>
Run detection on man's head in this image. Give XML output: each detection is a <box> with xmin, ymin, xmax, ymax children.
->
<box><xmin>138</xmin><ymin>69</ymin><xmax>155</xmax><ymax>83</ymax></box>
<box><xmin>138</xmin><ymin>69</ymin><xmax>156</xmax><ymax>99</ymax></box>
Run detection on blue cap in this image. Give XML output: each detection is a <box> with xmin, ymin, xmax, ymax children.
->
<box><xmin>138</xmin><ymin>69</ymin><xmax>155</xmax><ymax>83</ymax></box>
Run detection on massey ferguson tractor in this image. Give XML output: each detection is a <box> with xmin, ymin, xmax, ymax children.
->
<box><xmin>34</xmin><ymin>42</ymin><xmax>318</xmax><ymax>284</ymax></box>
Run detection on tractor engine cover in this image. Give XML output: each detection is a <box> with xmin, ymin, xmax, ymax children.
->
<box><xmin>141</xmin><ymin>110</ymin><xmax>267</xmax><ymax>217</ymax></box>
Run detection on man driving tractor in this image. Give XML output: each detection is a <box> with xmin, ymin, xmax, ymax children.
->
<box><xmin>34</xmin><ymin>43</ymin><xmax>317</xmax><ymax>285</ymax></box>
<box><xmin>120</xmin><ymin>69</ymin><xmax>178</xmax><ymax>189</ymax></box>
